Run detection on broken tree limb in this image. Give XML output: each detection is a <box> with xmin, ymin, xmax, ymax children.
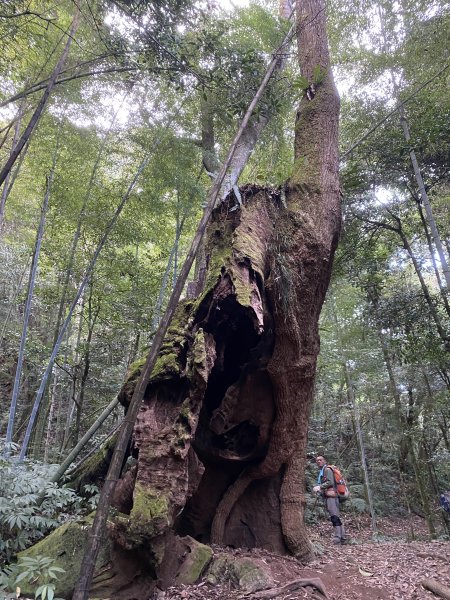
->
<box><xmin>248</xmin><ymin>577</ymin><xmax>329</xmax><ymax>599</ymax></box>
<box><xmin>421</xmin><ymin>579</ymin><xmax>450</xmax><ymax>600</ymax></box>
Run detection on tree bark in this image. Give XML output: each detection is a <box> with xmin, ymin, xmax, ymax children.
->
<box><xmin>414</xmin><ymin>198</ymin><xmax>450</xmax><ymax>318</ymax></box>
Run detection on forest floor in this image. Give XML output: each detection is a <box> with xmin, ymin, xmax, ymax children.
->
<box><xmin>161</xmin><ymin>515</ymin><xmax>450</xmax><ymax>600</ymax></box>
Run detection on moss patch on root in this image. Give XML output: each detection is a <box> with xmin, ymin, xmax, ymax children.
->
<box><xmin>17</xmin><ymin>516</ymin><xmax>110</xmax><ymax>599</ymax></box>
<box><xmin>175</xmin><ymin>538</ymin><xmax>213</xmax><ymax>585</ymax></box>
<box><xmin>207</xmin><ymin>555</ymin><xmax>274</xmax><ymax>593</ymax></box>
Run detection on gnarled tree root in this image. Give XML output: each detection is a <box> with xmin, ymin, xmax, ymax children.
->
<box><xmin>245</xmin><ymin>577</ymin><xmax>329</xmax><ymax>599</ymax></box>
<box><xmin>421</xmin><ymin>578</ymin><xmax>450</xmax><ymax>600</ymax></box>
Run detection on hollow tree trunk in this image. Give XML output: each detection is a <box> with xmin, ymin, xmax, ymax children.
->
<box><xmin>109</xmin><ymin>0</ymin><xmax>340</xmax><ymax>583</ymax></box>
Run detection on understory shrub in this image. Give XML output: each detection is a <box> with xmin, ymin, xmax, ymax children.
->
<box><xmin>0</xmin><ymin>445</ymin><xmax>98</xmax><ymax>563</ymax></box>
<box><xmin>0</xmin><ymin>555</ymin><xmax>65</xmax><ymax>600</ymax></box>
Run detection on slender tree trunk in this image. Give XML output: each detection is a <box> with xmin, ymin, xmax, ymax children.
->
<box><xmin>0</xmin><ymin>258</ymin><xmax>29</xmax><ymax>349</ymax></box>
<box><xmin>173</xmin><ymin>195</ymin><xmax>182</xmax><ymax>287</ymax></box>
<box><xmin>421</xmin><ymin>371</ymin><xmax>450</xmax><ymax>535</ymax></box>
<box><xmin>61</xmin><ymin>293</ymin><xmax>86</xmax><ymax>452</ymax></box>
<box><xmin>43</xmin><ymin>370</ymin><xmax>59</xmax><ymax>463</ymax></box>
<box><xmin>414</xmin><ymin>199</ymin><xmax>450</xmax><ymax>317</ymax></box>
<box><xmin>438</xmin><ymin>412</ymin><xmax>450</xmax><ymax>452</ymax></box>
<box><xmin>332</xmin><ymin>301</ymin><xmax>377</xmax><ymax>533</ymax></box>
<box><xmin>350</xmin><ymin>386</ymin><xmax>377</xmax><ymax>534</ymax></box>
<box><xmin>399</xmin><ymin>112</ymin><xmax>450</xmax><ymax>290</ymax></box>
<box><xmin>150</xmin><ymin>212</ymin><xmax>187</xmax><ymax>334</ymax></box>
<box><xmin>4</xmin><ymin>169</ymin><xmax>53</xmax><ymax>457</ymax></box>
<box><xmin>404</xmin><ymin>388</ymin><xmax>436</xmax><ymax>537</ymax></box>
<box><xmin>73</xmin><ymin>286</ymin><xmax>99</xmax><ymax>446</ymax></box>
<box><xmin>399</xmin><ymin>228</ymin><xmax>449</xmax><ymax>345</ymax></box>
<box><xmin>35</xmin><ymin>396</ymin><xmax>120</xmax><ymax>505</ymax></box>
<box><xmin>0</xmin><ymin>6</ymin><xmax>81</xmax><ymax>187</ymax></box>
<box><xmin>378</xmin><ymin>3</ymin><xmax>450</xmax><ymax>291</ymax></box>
<box><xmin>375</xmin><ymin>326</ymin><xmax>410</xmax><ymax>469</ymax></box>
<box><xmin>382</xmin><ymin>215</ymin><xmax>450</xmax><ymax>347</ymax></box>
<box><xmin>0</xmin><ymin>103</ymin><xmax>24</xmax><ymax>230</ymax></box>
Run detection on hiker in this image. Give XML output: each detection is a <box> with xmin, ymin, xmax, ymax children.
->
<box><xmin>440</xmin><ymin>490</ymin><xmax>450</xmax><ymax>514</ymax></box>
<box><xmin>313</xmin><ymin>455</ymin><xmax>347</xmax><ymax>545</ymax></box>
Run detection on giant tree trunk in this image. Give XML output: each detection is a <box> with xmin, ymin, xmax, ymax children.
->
<box><xmin>110</xmin><ymin>0</ymin><xmax>340</xmax><ymax>580</ymax></box>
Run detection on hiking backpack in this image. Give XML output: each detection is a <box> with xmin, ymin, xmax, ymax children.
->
<box><xmin>328</xmin><ymin>465</ymin><xmax>350</xmax><ymax>501</ymax></box>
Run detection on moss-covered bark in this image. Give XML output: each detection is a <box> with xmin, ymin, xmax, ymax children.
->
<box><xmin>65</xmin><ymin>431</ymin><xmax>119</xmax><ymax>494</ymax></box>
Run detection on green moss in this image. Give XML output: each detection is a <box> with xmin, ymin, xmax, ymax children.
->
<box><xmin>203</xmin><ymin>222</ymin><xmax>234</xmax><ymax>291</ymax></box>
<box><xmin>229</xmin><ymin>266</ymin><xmax>253</xmax><ymax>307</ymax></box>
<box><xmin>151</xmin><ymin>351</ymin><xmax>179</xmax><ymax>380</ymax></box>
<box><xmin>179</xmin><ymin>398</ymin><xmax>192</xmax><ymax>420</ymax></box>
<box><xmin>172</xmin><ymin>398</ymin><xmax>196</xmax><ymax>456</ymax></box>
<box><xmin>120</xmin><ymin>303</ymin><xmax>194</xmax><ymax>404</ymax></box>
<box><xmin>291</xmin><ymin>155</ymin><xmax>312</xmax><ymax>189</ymax></box>
<box><xmin>191</xmin><ymin>329</ymin><xmax>207</xmax><ymax>367</ymax></box>
<box><xmin>18</xmin><ymin>516</ymin><xmax>110</xmax><ymax>599</ymax></box>
<box><xmin>207</xmin><ymin>556</ymin><xmax>273</xmax><ymax>593</ymax></box>
<box><xmin>126</xmin><ymin>483</ymin><xmax>170</xmax><ymax>546</ymax></box>
<box><xmin>175</xmin><ymin>539</ymin><xmax>213</xmax><ymax>584</ymax></box>
<box><xmin>127</xmin><ymin>354</ymin><xmax>147</xmax><ymax>379</ymax></box>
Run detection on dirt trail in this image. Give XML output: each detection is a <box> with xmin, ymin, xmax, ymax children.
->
<box><xmin>159</xmin><ymin>516</ymin><xmax>450</xmax><ymax>600</ymax></box>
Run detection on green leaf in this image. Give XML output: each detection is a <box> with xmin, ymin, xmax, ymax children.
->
<box><xmin>14</xmin><ymin>571</ymin><xmax>30</xmax><ymax>583</ymax></box>
<box><xmin>312</xmin><ymin>64</ymin><xmax>326</xmax><ymax>85</ymax></box>
<box><xmin>292</xmin><ymin>75</ymin><xmax>309</xmax><ymax>91</ymax></box>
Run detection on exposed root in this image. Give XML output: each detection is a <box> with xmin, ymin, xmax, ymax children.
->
<box><xmin>245</xmin><ymin>577</ymin><xmax>329</xmax><ymax>599</ymax></box>
<box><xmin>421</xmin><ymin>578</ymin><xmax>450</xmax><ymax>600</ymax></box>
<box><xmin>210</xmin><ymin>472</ymin><xmax>253</xmax><ymax>543</ymax></box>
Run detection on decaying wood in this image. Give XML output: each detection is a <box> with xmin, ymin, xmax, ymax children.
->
<box><xmin>421</xmin><ymin>578</ymin><xmax>450</xmax><ymax>600</ymax></box>
<box><xmin>73</xmin><ymin>23</ymin><xmax>297</xmax><ymax>599</ymax></box>
<box><xmin>247</xmin><ymin>577</ymin><xmax>329</xmax><ymax>599</ymax></box>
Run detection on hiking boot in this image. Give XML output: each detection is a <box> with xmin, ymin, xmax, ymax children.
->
<box><xmin>333</xmin><ymin>537</ymin><xmax>342</xmax><ymax>544</ymax></box>
<box><xmin>339</xmin><ymin>526</ymin><xmax>349</xmax><ymax>544</ymax></box>
<box><xmin>333</xmin><ymin>526</ymin><xmax>342</xmax><ymax>544</ymax></box>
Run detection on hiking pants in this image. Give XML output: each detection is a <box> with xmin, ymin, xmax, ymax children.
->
<box><xmin>325</xmin><ymin>497</ymin><xmax>342</xmax><ymax>525</ymax></box>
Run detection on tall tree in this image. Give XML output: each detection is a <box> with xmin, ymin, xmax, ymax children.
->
<box><xmin>71</xmin><ymin>0</ymin><xmax>340</xmax><ymax>596</ymax></box>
